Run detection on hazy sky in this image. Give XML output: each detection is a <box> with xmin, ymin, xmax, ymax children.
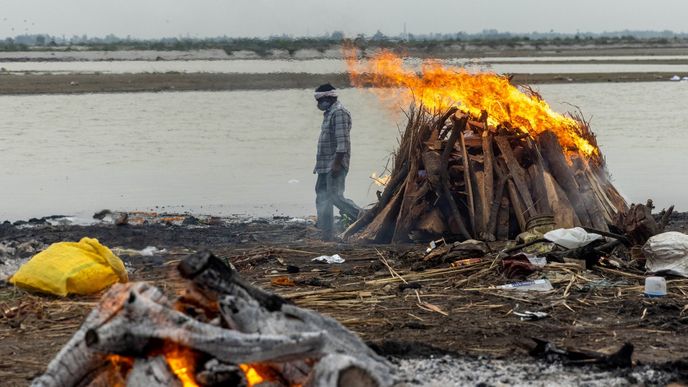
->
<box><xmin>2</xmin><ymin>0</ymin><xmax>687</xmax><ymax>39</ymax></box>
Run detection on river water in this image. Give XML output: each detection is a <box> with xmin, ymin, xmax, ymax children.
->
<box><xmin>0</xmin><ymin>82</ymin><xmax>686</xmax><ymax>220</ymax></box>
<box><xmin>2</xmin><ymin>58</ymin><xmax>688</xmax><ymax>75</ymax></box>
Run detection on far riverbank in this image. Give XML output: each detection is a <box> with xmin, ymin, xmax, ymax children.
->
<box><xmin>0</xmin><ymin>71</ymin><xmax>682</xmax><ymax>95</ymax></box>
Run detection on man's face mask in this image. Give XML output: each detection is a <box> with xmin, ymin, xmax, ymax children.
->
<box><xmin>317</xmin><ymin>99</ymin><xmax>333</xmax><ymax>111</ymax></box>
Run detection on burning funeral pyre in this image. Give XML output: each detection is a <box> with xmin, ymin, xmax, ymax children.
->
<box><xmin>32</xmin><ymin>251</ymin><xmax>395</xmax><ymax>387</ymax></box>
<box><xmin>343</xmin><ymin>51</ymin><xmax>629</xmax><ymax>243</ymax></box>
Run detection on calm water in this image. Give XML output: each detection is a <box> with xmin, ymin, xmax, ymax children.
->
<box><xmin>2</xmin><ymin>58</ymin><xmax>688</xmax><ymax>75</ymax></box>
<box><xmin>0</xmin><ymin>83</ymin><xmax>686</xmax><ymax>220</ymax></box>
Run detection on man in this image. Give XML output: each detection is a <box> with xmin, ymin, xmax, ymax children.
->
<box><xmin>313</xmin><ymin>84</ymin><xmax>361</xmax><ymax>241</ymax></box>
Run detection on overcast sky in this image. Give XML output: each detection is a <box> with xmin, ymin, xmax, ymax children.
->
<box><xmin>2</xmin><ymin>0</ymin><xmax>687</xmax><ymax>39</ymax></box>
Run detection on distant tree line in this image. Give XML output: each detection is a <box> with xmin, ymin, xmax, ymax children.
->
<box><xmin>2</xmin><ymin>29</ymin><xmax>688</xmax><ymax>53</ymax></box>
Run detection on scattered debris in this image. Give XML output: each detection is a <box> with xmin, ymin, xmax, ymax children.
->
<box><xmin>271</xmin><ymin>276</ymin><xmax>296</xmax><ymax>287</ymax></box>
<box><xmin>1</xmin><ymin>213</ymin><xmax>687</xmax><ymax>385</ymax></box>
<box><xmin>544</xmin><ymin>227</ymin><xmax>605</xmax><ymax>249</ymax></box>
<box><xmin>502</xmin><ymin>253</ymin><xmax>543</xmax><ymax>279</ymax></box>
<box><xmin>497</xmin><ymin>279</ymin><xmax>553</xmax><ymax>292</ymax></box>
<box><xmin>9</xmin><ymin>237</ymin><xmax>128</xmax><ymax>296</ymax></box>
<box><xmin>644</xmin><ymin>276</ymin><xmax>667</xmax><ymax>297</ymax></box>
<box><xmin>312</xmin><ymin>254</ymin><xmax>345</xmax><ymax>264</ymax></box>
<box><xmin>450</xmin><ymin>258</ymin><xmax>482</xmax><ymax>268</ymax></box>
<box><xmin>513</xmin><ymin>311</ymin><xmax>549</xmax><ymax>321</ymax></box>
<box><xmin>139</xmin><ymin>246</ymin><xmax>167</xmax><ymax>256</ymax></box>
<box><xmin>643</xmin><ymin>231</ymin><xmax>688</xmax><ymax>277</ymax></box>
<box><xmin>531</xmin><ymin>339</ymin><xmax>634</xmax><ymax>368</ymax></box>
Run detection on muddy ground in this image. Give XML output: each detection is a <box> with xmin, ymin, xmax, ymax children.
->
<box><xmin>1</xmin><ymin>213</ymin><xmax>687</xmax><ymax>385</ymax></box>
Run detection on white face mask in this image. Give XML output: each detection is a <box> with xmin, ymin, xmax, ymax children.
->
<box><xmin>317</xmin><ymin>99</ymin><xmax>334</xmax><ymax>111</ymax></box>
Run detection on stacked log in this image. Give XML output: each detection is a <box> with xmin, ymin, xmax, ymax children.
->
<box><xmin>33</xmin><ymin>251</ymin><xmax>396</xmax><ymax>387</ymax></box>
<box><xmin>345</xmin><ymin>108</ymin><xmax>629</xmax><ymax>243</ymax></box>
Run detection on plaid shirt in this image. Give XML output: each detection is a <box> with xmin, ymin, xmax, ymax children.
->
<box><xmin>314</xmin><ymin>101</ymin><xmax>351</xmax><ymax>174</ymax></box>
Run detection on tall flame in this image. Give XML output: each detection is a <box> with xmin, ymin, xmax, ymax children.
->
<box><xmin>346</xmin><ymin>50</ymin><xmax>599</xmax><ymax>159</ymax></box>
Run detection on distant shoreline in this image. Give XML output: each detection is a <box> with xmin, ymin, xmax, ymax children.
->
<box><xmin>0</xmin><ymin>72</ymin><xmax>682</xmax><ymax>95</ymax></box>
<box><xmin>2</xmin><ymin>45</ymin><xmax>688</xmax><ymax>62</ymax></box>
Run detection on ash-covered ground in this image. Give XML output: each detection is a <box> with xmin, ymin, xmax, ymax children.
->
<box><xmin>1</xmin><ymin>211</ymin><xmax>687</xmax><ymax>386</ymax></box>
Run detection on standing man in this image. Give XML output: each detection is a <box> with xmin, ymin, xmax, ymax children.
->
<box><xmin>313</xmin><ymin>84</ymin><xmax>361</xmax><ymax>241</ymax></box>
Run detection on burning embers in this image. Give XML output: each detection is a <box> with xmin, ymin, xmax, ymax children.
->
<box><xmin>344</xmin><ymin>51</ymin><xmax>628</xmax><ymax>243</ymax></box>
<box><xmin>32</xmin><ymin>252</ymin><xmax>395</xmax><ymax>387</ymax></box>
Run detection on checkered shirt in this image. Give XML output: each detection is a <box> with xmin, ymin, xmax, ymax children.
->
<box><xmin>314</xmin><ymin>101</ymin><xmax>351</xmax><ymax>174</ymax></box>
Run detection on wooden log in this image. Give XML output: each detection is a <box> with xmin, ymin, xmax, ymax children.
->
<box><xmin>659</xmin><ymin>205</ymin><xmax>675</xmax><ymax>230</ymax></box>
<box><xmin>422</xmin><ymin>151</ymin><xmax>442</xmax><ymax>188</ymax></box>
<box><xmin>526</xmin><ymin>138</ymin><xmax>552</xmax><ymax>216</ymax></box>
<box><xmin>496</xmin><ymin>193</ymin><xmax>511</xmax><ymax>240</ymax></box>
<box><xmin>196</xmin><ymin>360</ymin><xmax>249</xmax><ymax>387</ymax></box>
<box><xmin>83</xmin><ymin>283</ymin><xmax>325</xmax><ymax>364</ymax></box>
<box><xmin>86</xmin><ymin>363</ymin><xmax>128</xmax><ymax>387</ymax></box>
<box><xmin>414</xmin><ymin>207</ymin><xmax>447</xmax><ymax>238</ymax></box>
<box><xmin>527</xmin><ymin>166</ymin><xmax>550</xmax><ymax>216</ymax></box>
<box><xmin>481</xmin><ymin>130</ymin><xmax>495</xmax><ymax>231</ymax></box>
<box><xmin>584</xmin><ymin>165</ymin><xmax>629</xmax><ymax>222</ymax></box>
<box><xmin>439</xmin><ymin>115</ymin><xmax>472</xmax><ymax>239</ymax></box>
<box><xmin>582</xmin><ymin>168</ymin><xmax>616</xmax><ymax>225</ymax></box>
<box><xmin>435</xmin><ymin>106</ymin><xmax>459</xmax><ymax>141</ymax></box>
<box><xmin>584</xmin><ymin>159</ymin><xmax>628</xmax><ymax>216</ymax></box>
<box><xmin>506</xmin><ymin>178</ymin><xmax>527</xmax><ymax>232</ymax></box>
<box><xmin>179</xmin><ymin>251</ymin><xmax>286</xmax><ymax>312</ymax></box>
<box><xmin>537</xmin><ymin>131</ymin><xmax>592</xmax><ymax>227</ymax></box>
<box><xmin>486</xmin><ymin>163</ymin><xmax>509</xmax><ymax>238</ymax></box>
<box><xmin>615</xmin><ymin>202</ymin><xmax>664</xmax><ymax>245</ymax></box>
<box><xmin>182</xmin><ymin>252</ymin><xmax>397</xmax><ymax>387</ymax></box>
<box><xmin>306</xmin><ymin>354</ymin><xmax>380</xmax><ymax>387</ymax></box>
<box><xmin>471</xmin><ymin>166</ymin><xmax>486</xmax><ymax>237</ymax></box>
<box><xmin>357</xmin><ymin>187</ymin><xmax>405</xmax><ymax>243</ymax></box>
<box><xmin>391</xmin><ymin>153</ymin><xmax>423</xmax><ymax>242</ymax></box>
<box><xmin>586</xmin><ymin>170</ymin><xmax>616</xmax><ymax>223</ymax></box>
<box><xmin>456</xmin><ymin>122</ymin><xmax>476</xmax><ymax>234</ymax></box>
<box><xmin>126</xmin><ymin>356</ymin><xmax>183</xmax><ymax>387</ymax></box>
<box><xmin>494</xmin><ymin>136</ymin><xmax>537</xmax><ymax>221</ymax></box>
<box><xmin>31</xmin><ymin>283</ymin><xmax>168</xmax><ymax>387</ymax></box>
<box><xmin>392</xmin><ymin>182</ymin><xmax>431</xmax><ymax>243</ymax></box>
<box><xmin>542</xmin><ymin>171</ymin><xmax>577</xmax><ymax>228</ymax></box>
<box><xmin>571</xmin><ymin>157</ymin><xmax>609</xmax><ymax>231</ymax></box>
<box><xmin>343</xmin><ymin>162</ymin><xmax>409</xmax><ymax>239</ymax></box>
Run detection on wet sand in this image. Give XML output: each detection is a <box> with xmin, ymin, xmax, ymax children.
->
<box><xmin>0</xmin><ymin>71</ymin><xmax>680</xmax><ymax>95</ymax></box>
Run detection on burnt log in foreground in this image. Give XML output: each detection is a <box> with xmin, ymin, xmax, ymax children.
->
<box><xmin>32</xmin><ymin>251</ymin><xmax>396</xmax><ymax>387</ymax></box>
<box><xmin>345</xmin><ymin>108</ymin><xmax>631</xmax><ymax>243</ymax></box>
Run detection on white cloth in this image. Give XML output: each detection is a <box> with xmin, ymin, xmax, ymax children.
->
<box><xmin>314</xmin><ymin>90</ymin><xmax>338</xmax><ymax>99</ymax></box>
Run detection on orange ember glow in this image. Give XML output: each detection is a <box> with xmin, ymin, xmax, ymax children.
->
<box><xmin>107</xmin><ymin>345</ymin><xmax>288</xmax><ymax>387</ymax></box>
<box><xmin>106</xmin><ymin>354</ymin><xmax>134</xmax><ymax>386</ymax></box>
<box><xmin>165</xmin><ymin>346</ymin><xmax>199</xmax><ymax>387</ymax></box>
<box><xmin>346</xmin><ymin>50</ymin><xmax>599</xmax><ymax>158</ymax></box>
<box><xmin>240</xmin><ymin>364</ymin><xmax>268</xmax><ymax>386</ymax></box>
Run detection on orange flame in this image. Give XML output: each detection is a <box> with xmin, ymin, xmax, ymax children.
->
<box><xmin>164</xmin><ymin>346</ymin><xmax>199</xmax><ymax>387</ymax></box>
<box><xmin>346</xmin><ymin>50</ymin><xmax>599</xmax><ymax>159</ymax></box>
<box><xmin>240</xmin><ymin>364</ymin><xmax>268</xmax><ymax>386</ymax></box>
<box><xmin>108</xmin><ymin>347</ymin><xmax>287</xmax><ymax>387</ymax></box>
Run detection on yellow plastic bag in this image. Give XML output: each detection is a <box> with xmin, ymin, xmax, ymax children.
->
<box><xmin>10</xmin><ymin>237</ymin><xmax>128</xmax><ymax>296</ymax></box>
